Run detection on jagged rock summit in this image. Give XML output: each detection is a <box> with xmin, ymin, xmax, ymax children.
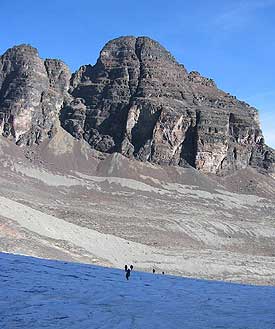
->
<box><xmin>0</xmin><ymin>37</ymin><xmax>274</xmax><ymax>175</ymax></box>
<box><xmin>0</xmin><ymin>44</ymin><xmax>70</xmax><ymax>146</ymax></box>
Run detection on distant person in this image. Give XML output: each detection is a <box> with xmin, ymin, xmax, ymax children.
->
<box><xmin>152</xmin><ymin>269</ymin><xmax>155</xmax><ymax>274</ymax></box>
<box><xmin>130</xmin><ymin>265</ymin><xmax>133</xmax><ymax>271</ymax></box>
<box><xmin>162</xmin><ymin>272</ymin><xmax>164</xmax><ymax>275</ymax></box>
<box><xmin>126</xmin><ymin>268</ymin><xmax>131</xmax><ymax>280</ymax></box>
<box><xmin>125</xmin><ymin>265</ymin><xmax>128</xmax><ymax>272</ymax></box>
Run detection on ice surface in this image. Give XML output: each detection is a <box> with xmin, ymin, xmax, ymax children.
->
<box><xmin>0</xmin><ymin>252</ymin><xmax>275</xmax><ymax>329</ymax></box>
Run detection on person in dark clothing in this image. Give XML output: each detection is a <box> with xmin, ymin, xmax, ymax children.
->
<box><xmin>152</xmin><ymin>269</ymin><xmax>155</xmax><ymax>274</ymax></box>
<box><xmin>162</xmin><ymin>271</ymin><xmax>164</xmax><ymax>275</ymax></box>
<box><xmin>130</xmin><ymin>265</ymin><xmax>133</xmax><ymax>271</ymax></box>
<box><xmin>126</xmin><ymin>268</ymin><xmax>131</xmax><ymax>280</ymax></box>
<box><xmin>125</xmin><ymin>265</ymin><xmax>128</xmax><ymax>272</ymax></box>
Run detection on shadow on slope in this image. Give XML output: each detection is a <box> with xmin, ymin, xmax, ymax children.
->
<box><xmin>1</xmin><ymin>252</ymin><xmax>275</xmax><ymax>329</ymax></box>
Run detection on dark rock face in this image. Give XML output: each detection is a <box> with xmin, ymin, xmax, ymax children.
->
<box><xmin>0</xmin><ymin>38</ymin><xmax>274</xmax><ymax>175</ymax></box>
<box><xmin>0</xmin><ymin>45</ymin><xmax>70</xmax><ymax>146</ymax></box>
<box><xmin>63</xmin><ymin>36</ymin><xmax>274</xmax><ymax>175</ymax></box>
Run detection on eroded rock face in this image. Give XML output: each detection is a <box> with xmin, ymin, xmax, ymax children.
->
<box><xmin>0</xmin><ymin>45</ymin><xmax>71</xmax><ymax>146</ymax></box>
<box><xmin>63</xmin><ymin>36</ymin><xmax>274</xmax><ymax>175</ymax></box>
<box><xmin>0</xmin><ymin>38</ymin><xmax>274</xmax><ymax>175</ymax></box>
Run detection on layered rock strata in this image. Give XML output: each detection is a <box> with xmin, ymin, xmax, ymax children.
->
<box><xmin>0</xmin><ymin>45</ymin><xmax>70</xmax><ymax>146</ymax></box>
<box><xmin>0</xmin><ymin>37</ymin><xmax>274</xmax><ymax>175</ymax></box>
<box><xmin>63</xmin><ymin>36</ymin><xmax>274</xmax><ymax>174</ymax></box>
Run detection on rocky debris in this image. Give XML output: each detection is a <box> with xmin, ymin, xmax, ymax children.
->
<box><xmin>0</xmin><ymin>44</ymin><xmax>71</xmax><ymax>146</ymax></box>
<box><xmin>0</xmin><ymin>38</ymin><xmax>274</xmax><ymax>176</ymax></box>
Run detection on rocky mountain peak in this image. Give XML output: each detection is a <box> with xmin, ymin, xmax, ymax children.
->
<box><xmin>99</xmin><ymin>36</ymin><xmax>178</xmax><ymax>63</ymax></box>
<box><xmin>3</xmin><ymin>44</ymin><xmax>39</xmax><ymax>58</ymax></box>
<box><xmin>0</xmin><ymin>37</ymin><xmax>274</xmax><ymax>176</ymax></box>
<box><xmin>0</xmin><ymin>44</ymin><xmax>70</xmax><ymax>145</ymax></box>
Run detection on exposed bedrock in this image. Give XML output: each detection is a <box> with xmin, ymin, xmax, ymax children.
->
<box><xmin>0</xmin><ymin>44</ymin><xmax>71</xmax><ymax>146</ymax></box>
<box><xmin>63</xmin><ymin>36</ymin><xmax>274</xmax><ymax>175</ymax></box>
<box><xmin>0</xmin><ymin>37</ymin><xmax>274</xmax><ymax>175</ymax></box>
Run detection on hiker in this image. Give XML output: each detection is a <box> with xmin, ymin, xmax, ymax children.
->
<box><xmin>126</xmin><ymin>268</ymin><xmax>131</xmax><ymax>280</ymax></box>
<box><xmin>162</xmin><ymin>271</ymin><xmax>164</xmax><ymax>275</ymax></box>
<box><xmin>124</xmin><ymin>264</ymin><xmax>134</xmax><ymax>280</ymax></box>
<box><xmin>152</xmin><ymin>268</ymin><xmax>155</xmax><ymax>274</ymax></box>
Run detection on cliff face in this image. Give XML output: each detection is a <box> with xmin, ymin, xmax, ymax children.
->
<box><xmin>0</xmin><ymin>45</ymin><xmax>70</xmax><ymax>146</ymax></box>
<box><xmin>0</xmin><ymin>37</ymin><xmax>274</xmax><ymax>175</ymax></box>
<box><xmin>63</xmin><ymin>36</ymin><xmax>274</xmax><ymax>174</ymax></box>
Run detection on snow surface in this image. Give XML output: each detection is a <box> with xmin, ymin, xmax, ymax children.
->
<box><xmin>0</xmin><ymin>253</ymin><xmax>275</xmax><ymax>329</ymax></box>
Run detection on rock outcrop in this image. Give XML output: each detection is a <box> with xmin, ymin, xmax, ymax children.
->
<box><xmin>0</xmin><ymin>37</ymin><xmax>274</xmax><ymax>175</ymax></box>
<box><xmin>63</xmin><ymin>36</ymin><xmax>274</xmax><ymax>175</ymax></box>
<box><xmin>0</xmin><ymin>44</ymin><xmax>70</xmax><ymax>146</ymax></box>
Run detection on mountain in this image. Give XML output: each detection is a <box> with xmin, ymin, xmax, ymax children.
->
<box><xmin>0</xmin><ymin>37</ymin><xmax>274</xmax><ymax>176</ymax></box>
<box><xmin>0</xmin><ymin>44</ymin><xmax>70</xmax><ymax>145</ymax></box>
<box><xmin>0</xmin><ymin>37</ymin><xmax>275</xmax><ymax>285</ymax></box>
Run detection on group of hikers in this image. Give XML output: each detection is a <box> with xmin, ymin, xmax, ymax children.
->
<box><xmin>124</xmin><ymin>264</ymin><xmax>164</xmax><ymax>280</ymax></box>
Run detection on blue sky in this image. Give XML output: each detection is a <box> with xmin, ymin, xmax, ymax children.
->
<box><xmin>0</xmin><ymin>0</ymin><xmax>274</xmax><ymax>147</ymax></box>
